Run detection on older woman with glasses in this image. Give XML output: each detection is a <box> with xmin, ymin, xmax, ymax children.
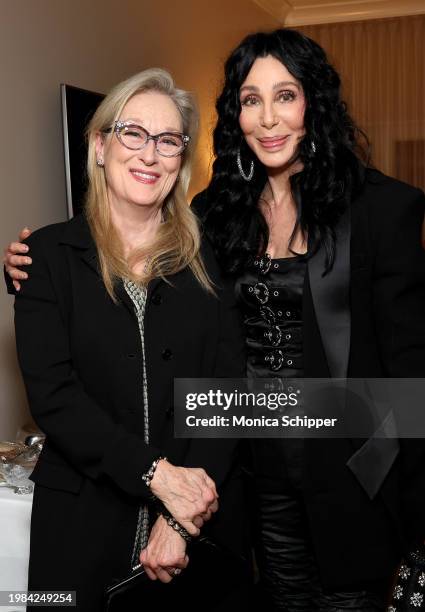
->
<box><xmin>3</xmin><ymin>69</ymin><xmax>250</xmax><ymax>611</ymax></box>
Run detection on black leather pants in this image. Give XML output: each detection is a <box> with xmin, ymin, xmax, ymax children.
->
<box><xmin>251</xmin><ymin>440</ymin><xmax>388</xmax><ymax>612</ymax></box>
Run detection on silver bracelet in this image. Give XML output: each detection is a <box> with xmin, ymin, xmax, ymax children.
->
<box><xmin>141</xmin><ymin>456</ymin><xmax>167</xmax><ymax>488</ymax></box>
<box><xmin>160</xmin><ymin>511</ymin><xmax>192</xmax><ymax>543</ymax></box>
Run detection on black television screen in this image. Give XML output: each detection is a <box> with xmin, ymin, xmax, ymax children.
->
<box><xmin>61</xmin><ymin>84</ymin><xmax>105</xmax><ymax>218</ymax></box>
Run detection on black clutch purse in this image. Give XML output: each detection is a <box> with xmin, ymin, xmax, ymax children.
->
<box><xmin>105</xmin><ymin>565</ymin><xmax>149</xmax><ymax>610</ymax></box>
<box><xmin>388</xmin><ymin>545</ymin><xmax>425</xmax><ymax>611</ymax></box>
<box><xmin>104</xmin><ymin>535</ymin><xmax>248</xmax><ymax>611</ymax></box>
<box><xmin>105</xmin><ymin>562</ymin><xmax>149</xmax><ymax>610</ymax></box>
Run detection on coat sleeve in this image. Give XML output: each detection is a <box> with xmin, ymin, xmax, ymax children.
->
<box><xmin>13</xmin><ymin>229</ymin><xmax>161</xmax><ymax>500</ymax></box>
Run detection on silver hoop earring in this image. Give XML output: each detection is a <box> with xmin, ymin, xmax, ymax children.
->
<box><xmin>311</xmin><ymin>141</ymin><xmax>316</xmax><ymax>154</ymax></box>
<box><xmin>236</xmin><ymin>148</ymin><xmax>254</xmax><ymax>182</ymax></box>
<box><xmin>96</xmin><ymin>158</ymin><xmax>104</xmax><ymax>167</ymax></box>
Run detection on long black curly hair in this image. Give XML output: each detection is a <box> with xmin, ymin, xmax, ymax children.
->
<box><xmin>201</xmin><ymin>28</ymin><xmax>368</xmax><ymax>275</ymax></box>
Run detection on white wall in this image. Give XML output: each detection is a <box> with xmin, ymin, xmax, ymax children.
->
<box><xmin>0</xmin><ymin>0</ymin><xmax>278</xmax><ymax>439</ymax></box>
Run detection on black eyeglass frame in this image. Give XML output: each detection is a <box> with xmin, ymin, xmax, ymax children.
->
<box><xmin>102</xmin><ymin>120</ymin><xmax>190</xmax><ymax>157</ymax></box>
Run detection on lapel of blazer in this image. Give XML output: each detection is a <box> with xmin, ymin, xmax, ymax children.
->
<box><xmin>58</xmin><ymin>214</ymin><xmax>171</xmax><ymax>314</ymax></box>
<box><xmin>59</xmin><ymin>213</ymin><xmax>99</xmax><ymax>273</ymax></box>
<box><xmin>307</xmin><ymin>192</ymin><xmax>400</xmax><ymax>500</ymax></box>
<box><xmin>308</xmin><ymin>161</ymin><xmax>367</xmax><ymax>378</ymax></box>
<box><xmin>59</xmin><ymin>214</ymin><xmax>136</xmax><ymax>315</ymax></box>
<box><xmin>307</xmin><ymin>203</ymin><xmax>351</xmax><ymax>379</ymax></box>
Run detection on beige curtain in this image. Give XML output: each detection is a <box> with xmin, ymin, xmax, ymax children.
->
<box><xmin>299</xmin><ymin>15</ymin><xmax>425</xmax><ymax>192</ymax></box>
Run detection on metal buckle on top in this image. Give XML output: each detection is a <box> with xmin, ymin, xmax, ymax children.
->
<box><xmin>264</xmin><ymin>325</ymin><xmax>282</xmax><ymax>347</ymax></box>
<box><xmin>265</xmin><ymin>349</ymin><xmax>284</xmax><ymax>371</ymax></box>
<box><xmin>260</xmin><ymin>305</ymin><xmax>276</xmax><ymax>325</ymax></box>
<box><xmin>253</xmin><ymin>282</ymin><xmax>269</xmax><ymax>305</ymax></box>
<box><xmin>256</xmin><ymin>254</ymin><xmax>271</xmax><ymax>275</ymax></box>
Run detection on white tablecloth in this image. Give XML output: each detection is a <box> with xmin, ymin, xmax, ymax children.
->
<box><xmin>0</xmin><ymin>486</ymin><xmax>32</xmax><ymax>611</ymax></box>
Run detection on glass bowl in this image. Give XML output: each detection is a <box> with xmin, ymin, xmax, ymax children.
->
<box><xmin>0</xmin><ymin>443</ymin><xmax>38</xmax><ymax>494</ymax></box>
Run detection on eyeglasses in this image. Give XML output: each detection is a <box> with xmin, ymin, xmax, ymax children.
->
<box><xmin>103</xmin><ymin>121</ymin><xmax>190</xmax><ymax>157</ymax></box>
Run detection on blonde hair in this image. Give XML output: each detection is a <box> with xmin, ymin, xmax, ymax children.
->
<box><xmin>85</xmin><ymin>68</ymin><xmax>212</xmax><ymax>299</ymax></box>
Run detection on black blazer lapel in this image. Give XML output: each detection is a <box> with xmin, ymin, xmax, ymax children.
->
<box><xmin>59</xmin><ymin>214</ymin><xmax>100</xmax><ymax>277</ymax></box>
<box><xmin>307</xmin><ymin>204</ymin><xmax>351</xmax><ymax>379</ymax></box>
<box><xmin>307</xmin><ymin>201</ymin><xmax>399</xmax><ymax>499</ymax></box>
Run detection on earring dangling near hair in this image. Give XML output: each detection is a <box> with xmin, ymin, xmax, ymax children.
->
<box><xmin>96</xmin><ymin>158</ymin><xmax>104</xmax><ymax>167</ymax></box>
<box><xmin>236</xmin><ymin>148</ymin><xmax>254</xmax><ymax>182</ymax></box>
<box><xmin>311</xmin><ymin>141</ymin><xmax>316</xmax><ymax>154</ymax></box>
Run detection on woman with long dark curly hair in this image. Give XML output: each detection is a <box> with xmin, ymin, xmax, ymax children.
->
<box><xmin>191</xmin><ymin>29</ymin><xmax>425</xmax><ymax>611</ymax></box>
<box><xmin>4</xmin><ymin>28</ymin><xmax>425</xmax><ymax>612</ymax></box>
<box><xmin>203</xmin><ymin>28</ymin><xmax>366</xmax><ymax>274</ymax></box>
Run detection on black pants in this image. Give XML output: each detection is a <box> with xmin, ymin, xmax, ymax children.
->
<box><xmin>251</xmin><ymin>440</ymin><xmax>388</xmax><ymax>612</ymax></box>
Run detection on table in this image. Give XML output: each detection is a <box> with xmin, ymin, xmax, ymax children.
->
<box><xmin>0</xmin><ymin>486</ymin><xmax>32</xmax><ymax>611</ymax></box>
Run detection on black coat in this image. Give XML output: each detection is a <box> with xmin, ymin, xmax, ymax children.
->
<box><xmin>193</xmin><ymin>169</ymin><xmax>425</xmax><ymax>589</ymax></box>
<box><xmin>11</xmin><ymin>214</ymin><xmax>251</xmax><ymax>611</ymax></box>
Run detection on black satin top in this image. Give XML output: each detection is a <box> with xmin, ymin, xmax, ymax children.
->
<box><xmin>235</xmin><ymin>253</ymin><xmax>307</xmax><ymax>483</ymax></box>
<box><xmin>235</xmin><ymin>253</ymin><xmax>306</xmax><ymax>379</ymax></box>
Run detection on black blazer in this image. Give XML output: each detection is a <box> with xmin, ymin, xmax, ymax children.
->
<box><xmin>11</xmin><ymin>214</ymin><xmax>250</xmax><ymax>609</ymax></box>
<box><xmin>193</xmin><ymin>168</ymin><xmax>425</xmax><ymax>588</ymax></box>
<box><xmin>302</xmin><ymin>169</ymin><xmax>425</xmax><ymax>587</ymax></box>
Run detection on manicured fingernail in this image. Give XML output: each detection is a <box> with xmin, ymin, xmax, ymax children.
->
<box><xmin>23</xmin><ymin>245</ymin><xmax>29</xmax><ymax>252</ymax></box>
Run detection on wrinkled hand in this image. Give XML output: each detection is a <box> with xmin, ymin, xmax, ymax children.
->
<box><xmin>150</xmin><ymin>460</ymin><xmax>218</xmax><ymax>537</ymax></box>
<box><xmin>3</xmin><ymin>227</ymin><xmax>32</xmax><ymax>291</ymax></box>
<box><xmin>140</xmin><ymin>514</ymin><xmax>189</xmax><ymax>583</ymax></box>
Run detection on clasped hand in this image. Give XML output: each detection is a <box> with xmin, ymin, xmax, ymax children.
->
<box><xmin>150</xmin><ymin>460</ymin><xmax>219</xmax><ymax>536</ymax></box>
<box><xmin>140</xmin><ymin>514</ymin><xmax>189</xmax><ymax>583</ymax></box>
<box><xmin>141</xmin><ymin>461</ymin><xmax>219</xmax><ymax>583</ymax></box>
